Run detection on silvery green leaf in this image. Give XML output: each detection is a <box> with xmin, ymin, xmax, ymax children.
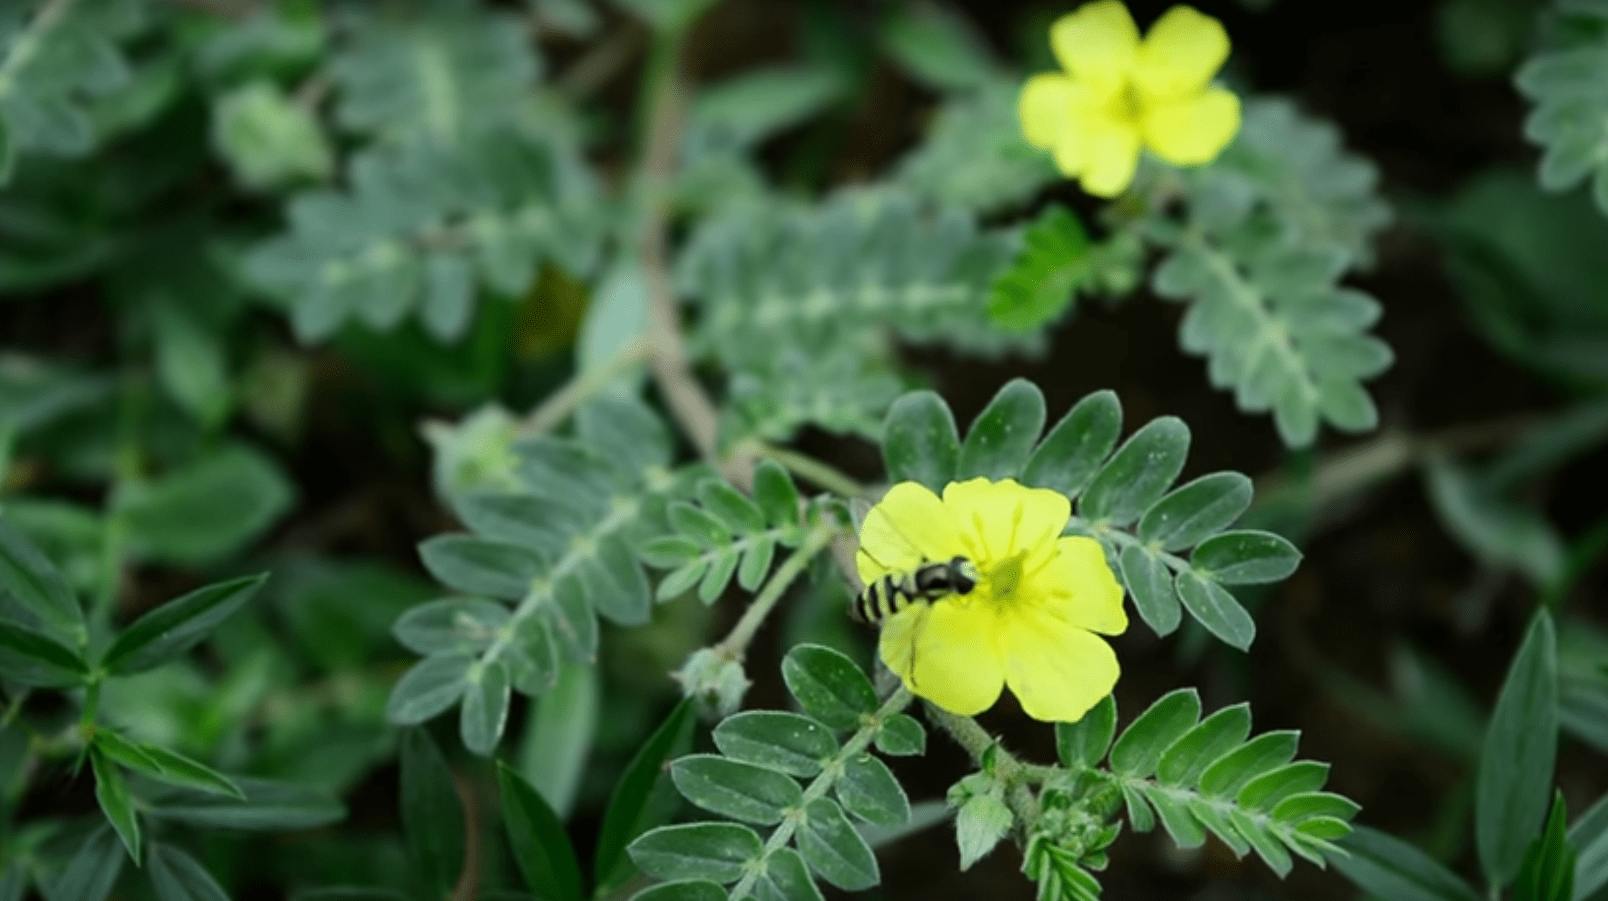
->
<box><xmin>780</xmin><ymin>645</ymin><xmax>877</xmax><ymax>731</ymax></box>
<box><xmin>835</xmin><ymin>754</ymin><xmax>909</xmax><ymax>827</ymax></box>
<box><xmin>797</xmin><ymin>798</ymin><xmax>879</xmax><ymax>890</ymax></box>
<box><xmin>670</xmin><ymin>755</ymin><xmax>803</xmax><ymax>825</ymax></box>
<box><xmin>713</xmin><ymin>711</ymin><xmax>838</xmax><ymax>778</ymax></box>
<box><xmin>628</xmin><ymin>823</ymin><xmax>764</xmax><ymax>885</ymax></box>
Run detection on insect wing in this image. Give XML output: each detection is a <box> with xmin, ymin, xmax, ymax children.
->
<box><xmin>877</xmin><ymin>600</ymin><xmax>932</xmax><ymax>689</ymax></box>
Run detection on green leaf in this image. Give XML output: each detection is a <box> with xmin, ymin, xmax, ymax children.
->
<box><xmin>882</xmin><ymin>391</ymin><xmax>961</xmax><ymax>493</ymax></box>
<box><xmin>1119</xmin><ymin>543</ymin><xmax>1182</xmax><ymax>636</ymax></box>
<box><xmin>836</xmin><ymin>753</ymin><xmax>909</xmax><ymax>827</ymax></box>
<box><xmin>386</xmin><ymin>653</ymin><xmax>473</xmax><ymax>725</ymax></box>
<box><xmin>1190</xmin><ymin>530</ymin><xmax>1302</xmax><ymax>585</ymax></box>
<box><xmin>48</xmin><ymin>825</ymin><xmax>125</xmax><ymax>901</ymax></box>
<box><xmin>329</xmin><ymin>9</ymin><xmax>539</xmax><ymax>143</ymax></box>
<box><xmin>1157</xmin><ymin>703</ymin><xmax>1252</xmax><ymax>787</ymax></box>
<box><xmin>520</xmin><ymin>660</ymin><xmax>598</xmax><ymax>816</ymax></box>
<box><xmin>1152</xmin><ymin>231</ymin><xmax>1390</xmax><ymax>447</ymax></box>
<box><xmin>1511</xmin><ymin>788</ymin><xmax>1575</xmax><ymax>901</ymax></box>
<box><xmin>116</xmin><ymin>445</ymin><xmax>294</xmax><ymax>565</ymax></box>
<box><xmin>1143</xmin><ymin>785</ymin><xmax>1207</xmax><ymax>848</ymax></box>
<box><xmin>1079</xmin><ymin>418</ymin><xmax>1190</xmax><ymax>527</ymax></box>
<box><xmin>956</xmin><ymin>379</ymin><xmax>1046</xmax><ymax>481</ymax></box>
<box><xmin>1021</xmin><ymin>390</ymin><xmax>1122</xmax><ymax>499</ymax></box>
<box><xmin>1424</xmin><ymin>458</ymin><xmax>1566</xmax><ymax>587</ymax></box>
<box><xmin>1272</xmin><ymin>791</ymin><xmax>1363</xmax><ymax>824</ymax></box>
<box><xmin>878</xmin><ymin>3</ymin><xmax>997</xmax><ymax>91</ymax></box>
<box><xmin>594</xmin><ymin>700</ymin><xmax>695</xmax><ymax>890</ymax></box>
<box><xmin>1056</xmin><ymin>694</ymin><xmax>1117</xmax><ymax>769</ymax></box>
<box><xmin>91</xmin><ymin>747</ymin><xmax>140</xmax><ymax>862</ymax></box>
<box><xmin>211</xmin><ymin>79</ymin><xmax>331</xmax><ymax>191</ymax></box>
<box><xmin>418</xmin><ymin>535</ymin><xmax>543</xmax><ymax>600</ymax></box>
<box><xmin>797</xmin><ymin>797</ymin><xmax>879</xmax><ymax>890</ymax></box>
<box><xmin>780</xmin><ymin>644</ymin><xmax>877</xmax><ymax>731</ymax></box>
<box><xmin>627</xmin><ymin>823</ymin><xmax>763</xmax><ymax>884</ymax></box>
<box><xmin>499</xmin><ymin>762</ymin><xmax>584</xmax><ymax>901</ymax></box>
<box><xmin>627</xmin><ymin>881</ymin><xmax>728</xmax><ymax>901</ymax></box>
<box><xmin>1110</xmin><ymin>689</ymin><xmax>1202</xmax><ymax>778</ymax></box>
<box><xmin>1571</xmin><ymin>791</ymin><xmax>1608</xmax><ymax>901</ymax></box>
<box><xmin>988</xmin><ymin>205</ymin><xmax>1093</xmax><ymax>332</ymax></box>
<box><xmin>0</xmin><ymin>620</ymin><xmax>89</xmax><ymax>687</ymax></box>
<box><xmin>955</xmin><ymin>792</ymin><xmax>1013</xmax><ymax>871</ymax></box>
<box><xmin>400</xmin><ymin>729</ymin><xmax>465</xmax><ymax>897</ymax></box>
<box><xmin>153</xmin><ymin>303</ymin><xmax>232</xmax><ymax>428</ymax></box>
<box><xmin>145</xmin><ymin>777</ymin><xmax>345</xmax><ymax>830</ymax></box>
<box><xmin>1138</xmin><ymin>472</ymin><xmax>1253</xmax><ymax>552</ymax></box>
<box><xmin>460</xmin><ymin>658</ymin><xmax>512</xmax><ymax>754</ymax></box>
<box><xmin>753</xmin><ymin>460</ymin><xmax>801</xmax><ymax>527</ymax></box>
<box><xmin>148</xmin><ymin>845</ymin><xmax>231</xmax><ymax>901</ymax></box>
<box><xmin>1516</xmin><ymin>44</ymin><xmax>1608</xmax><ymax>217</ymax></box>
<box><xmin>671</xmin><ymin>754</ymin><xmax>803</xmax><ymax>825</ymax></box>
<box><xmin>0</xmin><ymin>114</ymin><xmax>10</xmax><ymax>185</ymax></box>
<box><xmin>873</xmin><ymin>714</ymin><xmax>925</xmax><ymax>757</ymax></box>
<box><xmin>92</xmin><ymin>732</ymin><xmax>242</xmax><ymax>799</ymax></box>
<box><xmin>101</xmin><ymin>573</ymin><xmax>266</xmax><ymax>675</ymax></box>
<box><xmin>392</xmin><ymin>598</ymin><xmax>510</xmax><ymax>655</ymax></box>
<box><xmin>1198</xmin><ymin>730</ymin><xmax>1299</xmax><ymax>798</ymax></box>
<box><xmin>1477</xmin><ymin>609</ymin><xmax>1560</xmax><ymax>888</ymax></box>
<box><xmin>1237</xmin><ymin>761</ymin><xmax>1331</xmax><ymax>811</ymax></box>
<box><xmin>0</xmin><ymin>515</ymin><xmax>83</xmax><ymax>645</ymax></box>
<box><xmin>753</xmin><ymin>846</ymin><xmax>823</xmax><ymax>901</ymax></box>
<box><xmin>1173</xmin><ymin>570</ymin><xmax>1257</xmax><ymax>651</ymax></box>
<box><xmin>1334</xmin><ymin>826</ymin><xmax>1482</xmax><ymax>901</ymax></box>
<box><xmin>689</xmin><ymin>65</ymin><xmax>847</xmax><ymax>148</ymax></box>
<box><xmin>713</xmin><ymin>711</ymin><xmax>838</xmax><ymax>777</ymax></box>
<box><xmin>699</xmin><ymin>481</ymin><xmax>766</xmax><ymax>536</ymax></box>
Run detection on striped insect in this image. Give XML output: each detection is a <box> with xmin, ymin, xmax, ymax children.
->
<box><xmin>851</xmin><ymin>555</ymin><xmax>980</xmax><ymax>624</ymax></box>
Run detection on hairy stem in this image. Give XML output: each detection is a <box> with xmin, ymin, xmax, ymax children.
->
<box><xmin>517</xmin><ymin>339</ymin><xmax>653</xmax><ymax>436</ymax></box>
<box><xmin>715</xmin><ymin>527</ymin><xmax>834</xmax><ymax>660</ymax></box>
<box><xmin>756</xmin><ymin>444</ymin><xmax>869</xmax><ymax>499</ymax></box>
<box><xmin>729</xmin><ymin>686</ymin><xmax>914</xmax><ymax>901</ymax></box>
<box><xmin>924</xmin><ymin>704</ymin><xmax>1041</xmax><ymax>831</ymax></box>
<box><xmin>634</xmin><ymin>29</ymin><xmax>757</xmax><ymax>491</ymax></box>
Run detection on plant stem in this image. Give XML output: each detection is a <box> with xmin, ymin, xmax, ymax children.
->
<box><xmin>715</xmin><ymin>527</ymin><xmax>834</xmax><ymax>660</ymax></box>
<box><xmin>633</xmin><ymin>28</ymin><xmax>757</xmax><ymax>491</ymax></box>
<box><xmin>516</xmin><ymin>339</ymin><xmax>653</xmax><ymax>436</ymax></box>
<box><xmin>756</xmin><ymin>444</ymin><xmax>869</xmax><ymax>499</ymax></box>
<box><xmin>728</xmin><ymin>686</ymin><xmax>914</xmax><ymax>901</ymax></box>
<box><xmin>923</xmin><ymin>704</ymin><xmax>1041</xmax><ymax>831</ymax></box>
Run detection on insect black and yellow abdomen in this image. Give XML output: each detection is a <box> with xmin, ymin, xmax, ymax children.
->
<box><xmin>852</xmin><ymin>556</ymin><xmax>978</xmax><ymax>624</ymax></box>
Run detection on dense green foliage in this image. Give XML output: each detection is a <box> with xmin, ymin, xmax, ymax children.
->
<box><xmin>2</xmin><ymin>1</ymin><xmax>1606</xmax><ymax>900</ymax></box>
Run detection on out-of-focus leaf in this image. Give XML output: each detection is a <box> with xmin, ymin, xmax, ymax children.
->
<box><xmin>101</xmin><ymin>574</ymin><xmax>267</xmax><ymax>675</ymax></box>
<box><xmin>594</xmin><ymin>700</ymin><xmax>695</xmax><ymax>891</ymax></box>
<box><xmin>518</xmin><ymin>660</ymin><xmax>598</xmax><ymax>816</ymax></box>
<box><xmin>1476</xmin><ymin>610</ymin><xmax>1559</xmax><ymax>888</ymax></box>
<box><xmin>499</xmin><ymin>763</ymin><xmax>584</xmax><ymax>901</ymax></box>
<box><xmin>116</xmin><ymin>445</ymin><xmax>294</xmax><ymax>565</ymax></box>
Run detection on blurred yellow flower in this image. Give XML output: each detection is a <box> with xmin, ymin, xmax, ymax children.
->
<box><xmin>857</xmin><ymin>478</ymin><xmax>1127</xmax><ymax>722</ymax></box>
<box><xmin>1018</xmin><ymin>1</ymin><xmax>1241</xmax><ymax>197</ymax></box>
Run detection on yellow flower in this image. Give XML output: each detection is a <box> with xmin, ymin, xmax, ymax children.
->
<box><xmin>856</xmin><ymin>478</ymin><xmax>1127</xmax><ymax>722</ymax></box>
<box><xmin>1018</xmin><ymin>1</ymin><xmax>1241</xmax><ymax>197</ymax></box>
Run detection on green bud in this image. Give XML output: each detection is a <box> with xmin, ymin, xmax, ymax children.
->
<box><xmin>672</xmin><ymin>647</ymin><xmax>750</xmax><ymax>718</ymax></box>
<box><xmin>211</xmin><ymin>81</ymin><xmax>332</xmax><ymax>191</ymax></box>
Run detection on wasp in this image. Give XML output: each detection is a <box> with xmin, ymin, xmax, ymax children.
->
<box><xmin>851</xmin><ymin>555</ymin><xmax>980</xmax><ymax>623</ymax></box>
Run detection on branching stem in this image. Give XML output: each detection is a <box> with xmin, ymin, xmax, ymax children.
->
<box><xmin>756</xmin><ymin>444</ymin><xmax>869</xmax><ymax>499</ymax></box>
<box><xmin>715</xmin><ymin>527</ymin><xmax>834</xmax><ymax>660</ymax></box>
<box><xmin>923</xmin><ymin>704</ymin><xmax>1041</xmax><ymax>830</ymax></box>
<box><xmin>728</xmin><ymin>686</ymin><xmax>914</xmax><ymax>901</ymax></box>
<box><xmin>516</xmin><ymin>339</ymin><xmax>654</xmax><ymax>436</ymax></box>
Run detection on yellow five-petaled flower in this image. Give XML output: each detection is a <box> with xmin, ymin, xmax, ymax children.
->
<box><xmin>1018</xmin><ymin>0</ymin><xmax>1241</xmax><ymax>198</ymax></box>
<box><xmin>857</xmin><ymin>478</ymin><xmax>1127</xmax><ymax>723</ymax></box>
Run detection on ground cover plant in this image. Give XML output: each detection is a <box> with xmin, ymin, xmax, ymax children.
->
<box><xmin>1</xmin><ymin>0</ymin><xmax>1606</xmax><ymax>899</ymax></box>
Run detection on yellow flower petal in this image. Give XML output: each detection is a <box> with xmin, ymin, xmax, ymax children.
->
<box><xmin>1036</xmin><ymin>536</ymin><xmax>1128</xmax><ymax>635</ymax></box>
<box><xmin>1019</xmin><ymin>73</ymin><xmax>1078</xmax><ymax>150</ymax></box>
<box><xmin>1050</xmin><ymin>1</ymin><xmax>1139</xmax><ymax>97</ymax></box>
<box><xmin>1135</xmin><ymin>5</ymin><xmax>1231</xmax><ymax>102</ymax></box>
<box><xmin>855</xmin><ymin>482</ymin><xmax>966</xmax><ymax>585</ymax></box>
<box><xmin>881</xmin><ymin>600</ymin><xmax>1006</xmax><ymax>716</ymax></box>
<box><xmin>1072</xmin><ymin>115</ymin><xmax>1142</xmax><ymax>197</ymax></box>
<box><xmin>941</xmin><ymin>478</ymin><xmax>1069</xmax><ymax>564</ymax></box>
<box><xmin>1141</xmin><ymin>86</ymin><xmax>1240</xmax><ymax>166</ymax></box>
<box><xmin>1001</xmin><ymin>607</ymin><xmax>1120</xmax><ymax>722</ymax></box>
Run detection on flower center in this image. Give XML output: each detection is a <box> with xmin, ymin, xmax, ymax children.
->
<box><xmin>981</xmin><ymin>550</ymin><xmax>1031</xmax><ymax>607</ymax></box>
<box><xmin>1115</xmin><ymin>82</ymin><xmax>1145</xmax><ymax>124</ymax></box>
